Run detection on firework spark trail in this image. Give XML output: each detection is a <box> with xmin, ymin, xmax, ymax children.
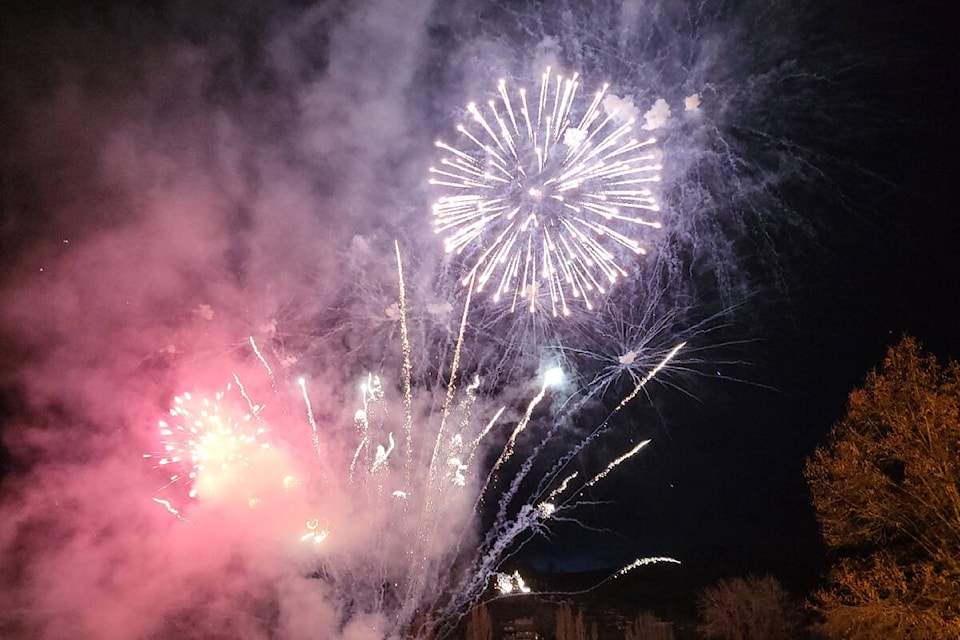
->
<box><xmin>395</xmin><ymin>241</ymin><xmax>425</xmax><ymax>626</ymax></box>
<box><xmin>151</xmin><ymin>497</ymin><xmax>190</xmax><ymax>523</ymax></box>
<box><xmin>298</xmin><ymin>378</ymin><xmax>322</xmax><ymax>464</ymax></box>
<box><xmin>465</xmin><ymin>405</ymin><xmax>505</xmax><ymax>468</ymax></box>
<box><xmin>404</xmin><ymin>260</ymin><xmax>483</xmax><ymax>632</ymax></box>
<box><xmin>532</xmin><ymin>341</ymin><xmax>685</xmax><ymax>502</ymax></box>
<box><xmin>438</xmin><ymin>385</ymin><xmax>661</xmax><ymax>637</ymax></box>
<box><xmin>350</xmin><ymin>374</ymin><xmax>384</xmax><ymax>483</ymax></box>
<box><xmin>544</xmin><ymin>472</ymin><xmax>578</xmax><ymax>505</ymax></box>
<box><xmin>231</xmin><ymin>372</ymin><xmax>262</xmax><ymax>418</ymax></box>
<box><xmin>615</xmin><ymin>556</ymin><xmax>682</xmax><ymax>576</ymax></box>
<box><xmin>394</xmin><ymin>241</ymin><xmax>414</xmax><ymax>491</ymax></box>
<box><xmin>519</xmin><ymin>557</ymin><xmax>682</xmax><ymax>602</ymax></box>
<box><xmin>488</xmin><ymin>367</ymin><xmax>562</xmax><ymax>480</ymax></box>
<box><xmin>431</xmin><ymin>67</ymin><xmax>663</xmax><ymax>317</ymax></box>
<box><xmin>580</xmin><ymin>438</ymin><xmax>650</xmax><ymax>490</ymax></box>
<box><xmin>249</xmin><ymin>335</ymin><xmax>277</xmax><ymax>393</ymax></box>
<box><xmin>426</xmin><ymin>267</ymin><xmax>476</xmax><ymax>498</ymax></box>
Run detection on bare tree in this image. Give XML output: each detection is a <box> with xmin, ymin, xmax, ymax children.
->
<box><xmin>465</xmin><ymin>603</ymin><xmax>493</xmax><ymax>640</ymax></box>
<box><xmin>556</xmin><ymin>602</ymin><xmax>586</xmax><ymax>640</ymax></box>
<box><xmin>697</xmin><ymin>574</ymin><xmax>796</xmax><ymax>640</ymax></box>
<box><xmin>625</xmin><ymin>611</ymin><xmax>675</xmax><ymax>640</ymax></box>
<box><xmin>805</xmin><ymin>336</ymin><xmax>960</xmax><ymax>639</ymax></box>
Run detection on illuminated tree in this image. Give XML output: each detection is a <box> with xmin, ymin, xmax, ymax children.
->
<box><xmin>465</xmin><ymin>603</ymin><xmax>493</xmax><ymax>640</ymax></box>
<box><xmin>805</xmin><ymin>336</ymin><xmax>960</xmax><ymax>639</ymax></box>
<box><xmin>697</xmin><ymin>574</ymin><xmax>796</xmax><ymax>640</ymax></box>
<box><xmin>625</xmin><ymin>611</ymin><xmax>675</xmax><ymax>640</ymax></box>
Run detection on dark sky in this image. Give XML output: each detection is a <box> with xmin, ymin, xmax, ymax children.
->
<box><xmin>1</xmin><ymin>0</ymin><xmax>958</xmax><ymax>637</ymax></box>
<box><xmin>519</xmin><ymin>0</ymin><xmax>960</xmax><ymax>591</ymax></box>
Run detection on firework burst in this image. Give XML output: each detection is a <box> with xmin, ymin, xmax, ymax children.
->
<box><xmin>143</xmin><ymin>381</ymin><xmax>270</xmax><ymax>501</ymax></box>
<box><xmin>431</xmin><ymin>67</ymin><xmax>663</xmax><ymax>318</ymax></box>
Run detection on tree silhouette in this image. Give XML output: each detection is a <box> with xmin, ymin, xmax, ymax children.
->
<box><xmin>806</xmin><ymin>336</ymin><xmax>960</xmax><ymax>638</ymax></box>
<box><xmin>697</xmin><ymin>574</ymin><xmax>796</xmax><ymax>640</ymax></box>
<box><xmin>625</xmin><ymin>611</ymin><xmax>675</xmax><ymax>640</ymax></box>
<box><xmin>465</xmin><ymin>602</ymin><xmax>493</xmax><ymax>640</ymax></box>
<box><xmin>555</xmin><ymin>602</ymin><xmax>585</xmax><ymax>640</ymax></box>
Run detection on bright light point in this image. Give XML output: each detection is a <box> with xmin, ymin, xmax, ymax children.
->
<box><xmin>283</xmin><ymin>475</ymin><xmax>300</xmax><ymax>490</ymax></box>
<box><xmin>543</xmin><ymin>367</ymin><xmax>564</xmax><ymax>387</ymax></box>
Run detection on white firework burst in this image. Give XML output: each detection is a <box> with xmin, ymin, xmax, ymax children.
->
<box><xmin>430</xmin><ymin>67</ymin><xmax>663</xmax><ymax>318</ymax></box>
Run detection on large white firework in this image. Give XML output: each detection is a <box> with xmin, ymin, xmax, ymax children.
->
<box><xmin>431</xmin><ymin>67</ymin><xmax>663</xmax><ymax>318</ymax></box>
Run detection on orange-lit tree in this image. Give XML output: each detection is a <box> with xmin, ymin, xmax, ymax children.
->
<box><xmin>806</xmin><ymin>336</ymin><xmax>960</xmax><ymax>638</ymax></box>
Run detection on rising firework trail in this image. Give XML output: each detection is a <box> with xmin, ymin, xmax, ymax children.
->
<box><xmin>431</xmin><ymin>67</ymin><xmax>662</xmax><ymax>317</ymax></box>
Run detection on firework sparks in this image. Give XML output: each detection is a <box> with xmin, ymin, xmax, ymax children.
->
<box><xmin>494</xmin><ymin>570</ymin><xmax>532</xmax><ymax>595</ymax></box>
<box><xmin>431</xmin><ymin>67</ymin><xmax>662</xmax><ymax>317</ymax></box>
<box><xmin>144</xmin><ymin>383</ymin><xmax>270</xmax><ymax>500</ymax></box>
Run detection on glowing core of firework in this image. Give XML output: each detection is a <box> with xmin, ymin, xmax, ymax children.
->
<box><xmin>543</xmin><ymin>366</ymin><xmax>564</xmax><ymax>387</ymax></box>
<box><xmin>430</xmin><ymin>67</ymin><xmax>662</xmax><ymax>317</ymax></box>
<box><xmin>144</xmin><ymin>384</ymin><xmax>270</xmax><ymax>500</ymax></box>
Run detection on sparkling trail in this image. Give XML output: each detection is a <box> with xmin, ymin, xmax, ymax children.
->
<box><xmin>395</xmin><ymin>241</ymin><xmax>414</xmax><ymax>490</ymax></box>
<box><xmin>249</xmin><ymin>336</ymin><xmax>276</xmax><ymax>392</ymax></box>
<box><xmin>583</xmin><ymin>439</ymin><xmax>651</xmax><ymax>488</ymax></box>
<box><xmin>298</xmin><ymin>378</ymin><xmax>321</xmax><ymax>463</ymax></box>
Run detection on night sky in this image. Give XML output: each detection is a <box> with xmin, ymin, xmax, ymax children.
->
<box><xmin>1</xmin><ymin>0</ymin><xmax>958</xmax><ymax>638</ymax></box>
